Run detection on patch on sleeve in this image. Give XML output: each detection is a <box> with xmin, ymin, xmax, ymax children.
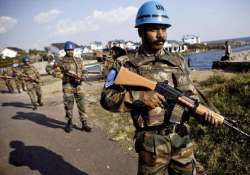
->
<box><xmin>105</xmin><ymin>69</ymin><xmax>117</xmax><ymax>88</ymax></box>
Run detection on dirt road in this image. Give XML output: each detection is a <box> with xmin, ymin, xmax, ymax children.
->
<box><xmin>0</xmin><ymin>78</ymin><xmax>137</xmax><ymax>175</ymax></box>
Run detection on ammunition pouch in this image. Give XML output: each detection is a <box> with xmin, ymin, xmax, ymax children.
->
<box><xmin>165</xmin><ymin>100</ymin><xmax>191</xmax><ymax>125</ymax></box>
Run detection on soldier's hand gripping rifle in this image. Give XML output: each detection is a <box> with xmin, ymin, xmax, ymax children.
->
<box><xmin>64</xmin><ymin>71</ymin><xmax>92</xmax><ymax>85</ymax></box>
<box><xmin>19</xmin><ymin>73</ymin><xmax>39</xmax><ymax>83</ymax></box>
<box><xmin>112</xmin><ymin>67</ymin><xmax>250</xmax><ymax>138</ymax></box>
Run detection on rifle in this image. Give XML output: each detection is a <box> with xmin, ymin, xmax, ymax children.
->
<box><xmin>19</xmin><ymin>73</ymin><xmax>39</xmax><ymax>83</ymax></box>
<box><xmin>113</xmin><ymin>67</ymin><xmax>250</xmax><ymax>138</ymax></box>
<box><xmin>0</xmin><ymin>75</ymin><xmax>13</xmax><ymax>80</ymax></box>
<box><xmin>64</xmin><ymin>71</ymin><xmax>92</xmax><ymax>85</ymax></box>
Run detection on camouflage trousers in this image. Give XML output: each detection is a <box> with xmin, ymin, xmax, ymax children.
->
<box><xmin>63</xmin><ymin>83</ymin><xmax>87</xmax><ymax>122</ymax></box>
<box><xmin>135</xmin><ymin>124</ymin><xmax>205</xmax><ymax>175</ymax></box>
<box><xmin>15</xmin><ymin>78</ymin><xmax>26</xmax><ymax>92</ymax></box>
<box><xmin>5</xmin><ymin>79</ymin><xmax>15</xmax><ymax>93</ymax></box>
<box><xmin>26</xmin><ymin>83</ymin><xmax>42</xmax><ymax>107</ymax></box>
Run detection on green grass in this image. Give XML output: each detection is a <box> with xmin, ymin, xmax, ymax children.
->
<box><xmin>194</xmin><ymin>72</ymin><xmax>250</xmax><ymax>174</ymax></box>
<box><xmin>88</xmin><ymin>74</ymin><xmax>250</xmax><ymax>173</ymax></box>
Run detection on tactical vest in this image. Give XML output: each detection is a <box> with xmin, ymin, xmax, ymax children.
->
<box><xmin>61</xmin><ymin>56</ymin><xmax>84</xmax><ymax>84</ymax></box>
<box><xmin>123</xmin><ymin>50</ymin><xmax>198</xmax><ymax>129</ymax></box>
<box><xmin>22</xmin><ymin>65</ymin><xmax>38</xmax><ymax>79</ymax></box>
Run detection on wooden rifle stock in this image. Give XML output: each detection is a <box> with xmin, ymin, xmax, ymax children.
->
<box><xmin>114</xmin><ymin>67</ymin><xmax>250</xmax><ymax>138</ymax></box>
<box><xmin>114</xmin><ymin>67</ymin><xmax>157</xmax><ymax>90</ymax></box>
<box><xmin>20</xmin><ymin>73</ymin><xmax>39</xmax><ymax>83</ymax></box>
<box><xmin>65</xmin><ymin>72</ymin><xmax>92</xmax><ymax>85</ymax></box>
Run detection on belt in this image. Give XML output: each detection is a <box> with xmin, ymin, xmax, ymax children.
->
<box><xmin>139</xmin><ymin>123</ymin><xmax>175</xmax><ymax>135</ymax></box>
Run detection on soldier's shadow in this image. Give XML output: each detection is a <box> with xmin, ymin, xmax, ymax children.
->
<box><xmin>2</xmin><ymin>102</ymin><xmax>33</xmax><ymax>109</ymax></box>
<box><xmin>9</xmin><ymin>140</ymin><xmax>89</xmax><ymax>175</ymax></box>
<box><xmin>12</xmin><ymin>112</ymin><xmax>66</xmax><ymax>130</ymax></box>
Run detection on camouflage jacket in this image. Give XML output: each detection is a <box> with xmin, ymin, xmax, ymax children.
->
<box><xmin>59</xmin><ymin>56</ymin><xmax>85</xmax><ymax>84</ymax></box>
<box><xmin>101</xmin><ymin>48</ymin><xmax>199</xmax><ymax>130</ymax></box>
<box><xmin>12</xmin><ymin>66</ymin><xmax>23</xmax><ymax>79</ymax></box>
<box><xmin>21</xmin><ymin>64</ymin><xmax>41</xmax><ymax>84</ymax></box>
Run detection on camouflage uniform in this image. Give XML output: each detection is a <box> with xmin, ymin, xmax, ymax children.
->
<box><xmin>59</xmin><ymin>56</ymin><xmax>88</xmax><ymax>124</ymax></box>
<box><xmin>2</xmin><ymin>67</ymin><xmax>15</xmax><ymax>93</ymax></box>
<box><xmin>21</xmin><ymin>64</ymin><xmax>42</xmax><ymax>109</ymax></box>
<box><xmin>101</xmin><ymin>48</ymin><xmax>203</xmax><ymax>175</ymax></box>
<box><xmin>12</xmin><ymin>65</ymin><xmax>26</xmax><ymax>93</ymax></box>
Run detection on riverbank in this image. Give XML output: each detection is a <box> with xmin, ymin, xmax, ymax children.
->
<box><xmin>231</xmin><ymin>49</ymin><xmax>250</xmax><ymax>61</ymax></box>
<box><xmin>190</xmin><ymin>69</ymin><xmax>236</xmax><ymax>82</ymax></box>
<box><xmin>186</xmin><ymin>44</ymin><xmax>250</xmax><ymax>70</ymax></box>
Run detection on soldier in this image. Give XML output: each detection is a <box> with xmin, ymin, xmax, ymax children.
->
<box><xmin>1</xmin><ymin>66</ymin><xmax>15</xmax><ymax>93</ymax></box>
<box><xmin>21</xmin><ymin>56</ymin><xmax>43</xmax><ymax>110</ymax></box>
<box><xmin>59</xmin><ymin>41</ymin><xmax>91</xmax><ymax>133</ymax></box>
<box><xmin>100</xmin><ymin>1</ymin><xmax>222</xmax><ymax>175</ymax></box>
<box><xmin>12</xmin><ymin>63</ymin><xmax>26</xmax><ymax>93</ymax></box>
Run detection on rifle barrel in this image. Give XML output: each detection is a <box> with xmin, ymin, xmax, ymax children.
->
<box><xmin>223</xmin><ymin>119</ymin><xmax>250</xmax><ymax>138</ymax></box>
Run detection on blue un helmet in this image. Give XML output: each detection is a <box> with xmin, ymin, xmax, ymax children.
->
<box><xmin>64</xmin><ymin>41</ymin><xmax>76</xmax><ymax>50</ymax></box>
<box><xmin>22</xmin><ymin>56</ymin><xmax>30</xmax><ymax>63</ymax></box>
<box><xmin>135</xmin><ymin>1</ymin><xmax>171</xmax><ymax>28</ymax></box>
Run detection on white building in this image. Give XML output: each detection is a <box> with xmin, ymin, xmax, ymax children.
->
<box><xmin>164</xmin><ymin>41</ymin><xmax>187</xmax><ymax>53</ymax></box>
<box><xmin>90</xmin><ymin>41</ymin><xmax>103</xmax><ymax>51</ymax></box>
<box><xmin>182</xmin><ymin>35</ymin><xmax>201</xmax><ymax>45</ymax></box>
<box><xmin>0</xmin><ymin>47</ymin><xmax>21</xmax><ymax>59</ymax></box>
<box><xmin>82</xmin><ymin>46</ymin><xmax>93</xmax><ymax>54</ymax></box>
<box><xmin>125</xmin><ymin>41</ymin><xmax>139</xmax><ymax>51</ymax></box>
<box><xmin>107</xmin><ymin>40</ymin><xmax>126</xmax><ymax>49</ymax></box>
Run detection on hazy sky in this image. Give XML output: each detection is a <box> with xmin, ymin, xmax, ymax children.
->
<box><xmin>0</xmin><ymin>0</ymin><xmax>250</xmax><ymax>50</ymax></box>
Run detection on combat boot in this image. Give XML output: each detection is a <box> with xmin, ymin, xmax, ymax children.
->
<box><xmin>32</xmin><ymin>104</ymin><xmax>38</xmax><ymax>110</ymax></box>
<box><xmin>81</xmin><ymin>121</ymin><xmax>92</xmax><ymax>132</ymax></box>
<box><xmin>38</xmin><ymin>101</ymin><xmax>44</xmax><ymax>106</ymax></box>
<box><xmin>38</xmin><ymin>99</ymin><xmax>43</xmax><ymax>106</ymax></box>
<box><xmin>64</xmin><ymin>119</ymin><xmax>72</xmax><ymax>133</ymax></box>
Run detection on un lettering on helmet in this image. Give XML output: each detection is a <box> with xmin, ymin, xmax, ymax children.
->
<box><xmin>135</xmin><ymin>1</ymin><xmax>171</xmax><ymax>28</ymax></box>
<box><xmin>64</xmin><ymin>41</ymin><xmax>76</xmax><ymax>50</ymax></box>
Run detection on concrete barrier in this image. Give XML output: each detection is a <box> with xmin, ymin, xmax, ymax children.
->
<box><xmin>32</xmin><ymin>61</ymin><xmax>48</xmax><ymax>75</ymax></box>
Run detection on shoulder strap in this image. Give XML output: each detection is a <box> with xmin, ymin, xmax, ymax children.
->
<box><xmin>159</xmin><ymin>51</ymin><xmax>183</xmax><ymax>67</ymax></box>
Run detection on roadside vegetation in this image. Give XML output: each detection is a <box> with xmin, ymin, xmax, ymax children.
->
<box><xmin>194</xmin><ymin>73</ymin><xmax>250</xmax><ymax>174</ymax></box>
<box><xmin>89</xmin><ymin>73</ymin><xmax>250</xmax><ymax>174</ymax></box>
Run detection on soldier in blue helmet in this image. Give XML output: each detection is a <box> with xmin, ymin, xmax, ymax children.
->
<box><xmin>101</xmin><ymin>1</ymin><xmax>222</xmax><ymax>175</ymax></box>
<box><xmin>57</xmin><ymin>41</ymin><xmax>91</xmax><ymax>133</ymax></box>
<box><xmin>21</xmin><ymin>56</ymin><xmax>43</xmax><ymax>110</ymax></box>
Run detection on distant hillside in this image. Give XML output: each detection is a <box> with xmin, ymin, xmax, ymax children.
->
<box><xmin>204</xmin><ymin>36</ymin><xmax>250</xmax><ymax>44</ymax></box>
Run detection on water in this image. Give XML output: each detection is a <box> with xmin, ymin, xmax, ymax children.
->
<box><xmin>184</xmin><ymin>45</ymin><xmax>250</xmax><ymax>70</ymax></box>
